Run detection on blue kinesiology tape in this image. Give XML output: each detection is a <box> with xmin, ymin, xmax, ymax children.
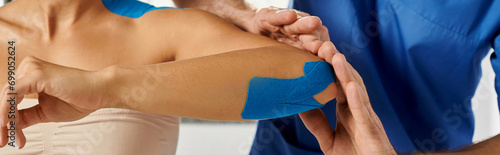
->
<box><xmin>241</xmin><ymin>61</ymin><xmax>336</xmax><ymax>119</ymax></box>
<box><xmin>102</xmin><ymin>0</ymin><xmax>176</xmax><ymax>18</ymax></box>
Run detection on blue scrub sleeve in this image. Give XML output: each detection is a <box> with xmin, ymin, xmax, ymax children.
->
<box><xmin>491</xmin><ymin>33</ymin><xmax>500</xmax><ymax>114</ymax></box>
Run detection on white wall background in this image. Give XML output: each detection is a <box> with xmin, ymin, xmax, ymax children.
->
<box><xmin>471</xmin><ymin>50</ymin><xmax>500</xmax><ymax>143</ymax></box>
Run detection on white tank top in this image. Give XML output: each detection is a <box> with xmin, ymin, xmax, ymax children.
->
<box><xmin>1</xmin><ymin>98</ymin><xmax>180</xmax><ymax>155</ymax></box>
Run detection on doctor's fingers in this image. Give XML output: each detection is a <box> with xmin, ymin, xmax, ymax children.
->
<box><xmin>298</xmin><ymin>29</ymin><xmax>323</xmax><ymax>54</ymax></box>
<box><xmin>331</xmin><ymin>54</ymin><xmax>377</xmax><ymax>124</ymax></box>
<box><xmin>262</xmin><ymin>7</ymin><xmax>311</xmax><ymax>26</ymax></box>
<box><xmin>331</xmin><ymin>54</ymin><xmax>370</xmax><ymax>109</ymax></box>
<box><xmin>329</xmin><ymin>52</ymin><xmax>368</xmax><ymax>100</ymax></box>
<box><xmin>258</xmin><ymin>7</ymin><xmax>322</xmax><ymax>36</ymax></box>
<box><xmin>299</xmin><ymin>109</ymin><xmax>335</xmax><ymax>152</ymax></box>
<box><xmin>258</xmin><ymin>7</ymin><xmax>297</xmax><ymax>31</ymax></box>
<box><xmin>318</xmin><ymin>41</ymin><xmax>338</xmax><ymax>64</ymax></box>
<box><xmin>282</xmin><ymin>16</ymin><xmax>322</xmax><ymax>35</ymax></box>
<box><xmin>299</xmin><ymin>25</ymin><xmax>330</xmax><ymax>54</ymax></box>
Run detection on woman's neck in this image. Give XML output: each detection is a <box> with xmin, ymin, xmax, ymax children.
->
<box><xmin>1</xmin><ymin>0</ymin><xmax>108</xmax><ymax>41</ymax></box>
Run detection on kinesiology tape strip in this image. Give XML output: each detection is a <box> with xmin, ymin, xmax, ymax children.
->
<box><xmin>241</xmin><ymin>61</ymin><xmax>336</xmax><ymax>119</ymax></box>
<box><xmin>102</xmin><ymin>0</ymin><xmax>176</xmax><ymax>18</ymax></box>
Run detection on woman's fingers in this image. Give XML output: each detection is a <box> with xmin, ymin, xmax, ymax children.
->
<box><xmin>17</xmin><ymin>128</ymin><xmax>26</xmax><ymax>149</ymax></box>
<box><xmin>0</xmin><ymin>60</ymin><xmax>42</xmax><ymax>149</ymax></box>
<box><xmin>16</xmin><ymin>105</ymin><xmax>48</xmax><ymax>130</ymax></box>
<box><xmin>299</xmin><ymin>109</ymin><xmax>335</xmax><ymax>152</ymax></box>
<box><xmin>0</xmin><ymin>125</ymin><xmax>6</xmax><ymax>147</ymax></box>
<box><xmin>11</xmin><ymin>122</ymin><xmax>26</xmax><ymax>149</ymax></box>
<box><xmin>0</xmin><ymin>119</ymin><xmax>26</xmax><ymax>149</ymax></box>
<box><xmin>7</xmin><ymin>105</ymin><xmax>48</xmax><ymax>149</ymax></box>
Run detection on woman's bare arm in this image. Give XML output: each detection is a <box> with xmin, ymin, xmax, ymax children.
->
<box><xmin>140</xmin><ymin>8</ymin><xmax>288</xmax><ymax>60</ymax></box>
<box><xmin>101</xmin><ymin>45</ymin><xmax>336</xmax><ymax>120</ymax></box>
<box><xmin>0</xmin><ymin>9</ymin><xmax>337</xmax><ymax>135</ymax></box>
<box><xmin>0</xmin><ymin>4</ymin><xmax>337</xmax><ymax>149</ymax></box>
<box><xmin>107</xmin><ymin>8</ymin><xmax>337</xmax><ymax>120</ymax></box>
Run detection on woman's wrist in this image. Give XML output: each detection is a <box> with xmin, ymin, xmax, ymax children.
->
<box><xmin>93</xmin><ymin>65</ymin><xmax>131</xmax><ymax>109</ymax></box>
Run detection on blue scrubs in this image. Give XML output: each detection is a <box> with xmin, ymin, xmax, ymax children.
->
<box><xmin>251</xmin><ymin>0</ymin><xmax>500</xmax><ymax>154</ymax></box>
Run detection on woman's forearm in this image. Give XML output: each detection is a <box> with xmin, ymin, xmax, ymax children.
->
<box><xmin>101</xmin><ymin>45</ymin><xmax>336</xmax><ymax>121</ymax></box>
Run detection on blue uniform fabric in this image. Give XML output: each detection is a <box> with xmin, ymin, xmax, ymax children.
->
<box><xmin>242</xmin><ymin>61</ymin><xmax>335</xmax><ymax>119</ymax></box>
<box><xmin>251</xmin><ymin>0</ymin><xmax>500</xmax><ymax>154</ymax></box>
<box><xmin>101</xmin><ymin>0</ymin><xmax>174</xmax><ymax>18</ymax></box>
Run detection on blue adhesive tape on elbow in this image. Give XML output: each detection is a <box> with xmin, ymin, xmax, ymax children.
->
<box><xmin>241</xmin><ymin>61</ymin><xmax>336</xmax><ymax>119</ymax></box>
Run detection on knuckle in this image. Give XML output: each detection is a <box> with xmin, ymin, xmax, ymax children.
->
<box><xmin>2</xmin><ymin>84</ymin><xmax>10</xmax><ymax>93</ymax></box>
<box><xmin>29</xmin><ymin>68</ymin><xmax>45</xmax><ymax>80</ymax></box>
<box><xmin>20</xmin><ymin>57</ymin><xmax>40</xmax><ymax>68</ymax></box>
<box><xmin>18</xmin><ymin>57</ymin><xmax>31</xmax><ymax>68</ymax></box>
<box><xmin>317</xmin><ymin>17</ymin><xmax>324</xmax><ymax>25</ymax></box>
<box><xmin>267</xmin><ymin>6</ymin><xmax>277</xmax><ymax>10</ymax></box>
<box><xmin>23</xmin><ymin>56</ymin><xmax>39</xmax><ymax>64</ymax></box>
<box><xmin>24</xmin><ymin>56</ymin><xmax>35</xmax><ymax>61</ymax></box>
<box><xmin>320</xmin><ymin>25</ymin><xmax>329</xmax><ymax>33</ymax></box>
<box><xmin>283</xmin><ymin>25</ymin><xmax>295</xmax><ymax>33</ymax></box>
<box><xmin>298</xmin><ymin>10</ymin><xmax>311</xmax><ymax>16</ymax></box>
<box><xmin>305</xmin><ymin>20</ymin><xmax>319</xmax><ymax>30</ymax></box>
<box><xmin>283</xmin><ymin>12</ymin><xmax>297</xmax><ymax>23</ymax></box>
<box><xmin>311</xmin><ymin>16</ymin><xmax>321</xmax><ymax>25</ymax></box>
<box><xmin>256</xmin><ymin>8</ymin><xmax>267</xmax><ymax>16</ymax></box>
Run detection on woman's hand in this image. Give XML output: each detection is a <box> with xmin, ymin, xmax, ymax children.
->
<box><xmin>0</xmin><ymin>56</ymin><xmax>107</xmax><ymax>149</ymax></box>
<box><xmin>299</xmin><ymin>42</ymin><xmax>396</xmax><ymax>155</ymax></box>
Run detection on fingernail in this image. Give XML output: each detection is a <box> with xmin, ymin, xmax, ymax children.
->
<box><xmin>275</xmin><ymin>10</ymin><xmax>288</xmax><ymax>14</ymax></box>
<box><xmin>298</xmin><ymin>16</ymin><xmax>309</xmax><ymax>21</ymax></box>
<box><xmin>13</xmin><ymin>141</ymin><xmax>19</xmax><ymax>149</ymax></box>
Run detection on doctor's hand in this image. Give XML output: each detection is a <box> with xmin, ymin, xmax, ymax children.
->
<box><xmin>244</xmin><ymin>7</ymin><xmax>329</xmax><ymax>54</ymax></box>
<box><xmin>299</xmin><ymin>42</ymin><xmax>396</xmax><ymax>155</ymax></box>
<box><xmin>0</xmin><ymin>56</ymin><xmax>107</xmax><ymax>149</ymax></box>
